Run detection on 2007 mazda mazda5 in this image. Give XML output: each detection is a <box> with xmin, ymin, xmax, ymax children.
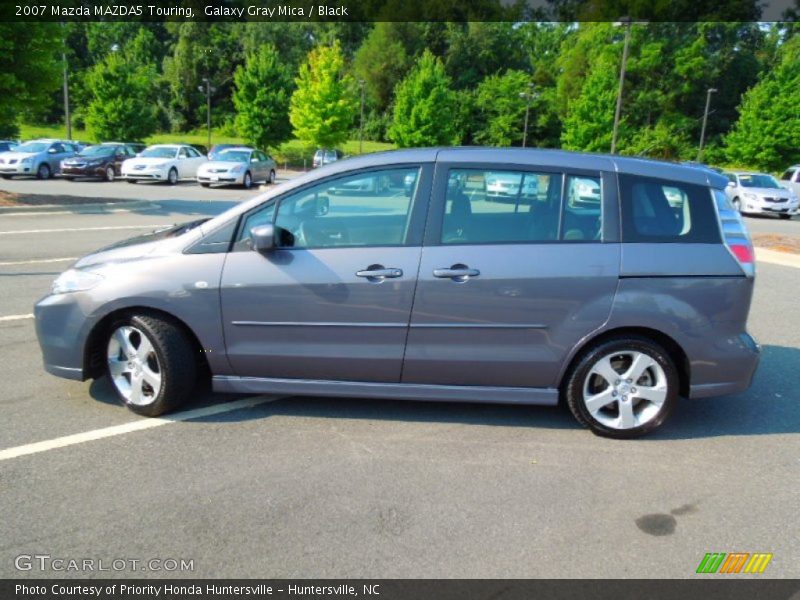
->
<box><xmin>35</xmin><ymin>148</ymin><xmax>760</xmax><ymax>438</ymax></box>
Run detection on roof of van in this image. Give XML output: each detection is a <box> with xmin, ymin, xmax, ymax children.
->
<box><xmin>330</xmin><ymin>147</ymin><xmax>729</xmax><ymax>189</ymax></box>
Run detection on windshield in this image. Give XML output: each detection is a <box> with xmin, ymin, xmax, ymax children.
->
<box><xmin>79</xmin><ymin>145</ymin><xmax>114</xmax><ymax>157</ymax></box>
<box><xmin>15</xmin><ymin>142</ymin><xmax>48</xmax><ymax>153</ymax></box>
<box><xmin>140</xmin><ymin>146</ymin><xmax>177</xmax><ymax>159</ymax></box>
<box><xmin>217</xmin><ymin>150</ymin><xmax>250</xmax><ymax>163</ymax></box>
<box><xmin>739</xmin><ymin>174</ymin><xmax>780</xmax><ymax>189</ymax></box>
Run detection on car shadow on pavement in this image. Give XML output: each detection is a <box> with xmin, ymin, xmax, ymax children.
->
<box><xmin>88</xmin><ymin>344</ymin><xmax>798</xmax><ymax>439</ymax></box>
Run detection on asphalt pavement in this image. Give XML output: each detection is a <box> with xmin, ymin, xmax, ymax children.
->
<box><xmin>0</xmin><ymin>183</ymin><xmax>799</xmax><ymax>579</ymax></box>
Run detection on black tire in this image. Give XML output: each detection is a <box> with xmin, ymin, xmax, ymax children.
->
<box><xmin>105</xmin><ymin>166</ymin><xmax>115</xmax><ymax>182</ymax></box>
<box><xmin>243</xmin><ymin>171</ymin><xmax>252</xmax><ymax>189</ymax></box>
<box><xmin>200</xmin><ymin>182</ymin><xmax>210</xmax><ymax>188</ymax></box>
<box><xmin>268</xmin><ymin>169</ymin><xmax>276</xmax><ymax>184</ymax></box>
<box><xmin>167</xmin><ymin>168</ymin><xmax>178</xmax><ymax>185</ymax></box>
<box><xmin>563</xmin><ymin>336</ymin><xmax>679</xmax><ymax>439</ymax></box>
<box><xmin>105</xmin><ymin>314</ymin><xmax>198</xmax><ymax>417</ymax></box>
<box><xmin>127</xmin><ymin>179</ymin><xmax>138</xmax><ymax>184</ymax></box>
<box><xmin>1</xmin><ymin>175</ymin><xmax>11</xmax><ymax>179</ymax></box>
<box><xmin>36</xmin><ymin>163</ymin><xmax>51</xmax><ymax>180</ymax></box>
<box><xmin>732</xmin><ymin>197</ymin><xmax>742</xmax><ymax>213</ymax></box>
<box><xmin>779</xmin><ymin>214</ymin><xmax>792</xmax><ymax>220</ymax></box>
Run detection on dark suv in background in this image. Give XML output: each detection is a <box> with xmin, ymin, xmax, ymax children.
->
<box><xmin>34</xmin><ymin>148</ymin><xmax>759</xmax><ymax>438</ymax></box>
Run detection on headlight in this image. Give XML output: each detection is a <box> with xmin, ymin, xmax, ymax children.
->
<box><xmin>21</xmin><ymin>157</ymin><xmax>33</xmax><ymax>164</ymax></box>
<box><xmin>230</xmin><ymin>165</ymin><xmax>243</xmax><ymax>173</ymax></box>
<box><xmin>51</xmin><ymin>269</ymin><xmax>104</xmax><ymax>295</ymax></box>
<box><xmin>743</xmin><ymin>192</ymin><xmax>757</xmax><ymax>200</ymax></box>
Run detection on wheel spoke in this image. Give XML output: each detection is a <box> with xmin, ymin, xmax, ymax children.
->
<box><xmin>136</xmin><ymin>335</ymin><xmax>154</xmax><ymax>361</ymax></box>
<box><xmin>129</xmin><ymin>372</ymin><xmax>144</xmax><ymax>404</ymax></box>
<box><xmin>617</xmin><ymin>400</ymin><xmax>637</xmax><ymax>429</ymax></box>
<box><xmin>108</xmin><ymin>360</ymin><xmax>129</xmax><ymax>379</ymax></box>
<box><xmin>113</xmin><ymin>327</ymin><xmax>137</xmax><ymax>359</ymax></box>
<box><xmin>590</xmin><ymin>356</ymin><xmax>620</xmax><ymax>386</ymax></box>
<box><xmin>634</xmin><ymin>384</ymin><xmax>668</xmax><ymax>407</ymax></box>
<box><xmin>584</xmin><ymin>388</ymin><xmax>617</xmax><ymax>414</ymax></box>
<box><xmin>142</xmin><ymin>366</ymin><xmax>161</xmax><ymax>393</ymax></box>
<box><xmin>625</xmin><ymin>352</ymin><xmax>655</xmax><ymax>383</ymax></box>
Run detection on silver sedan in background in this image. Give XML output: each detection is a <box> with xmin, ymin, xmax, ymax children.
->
<box><xmin>197</xmin><ymin>147</ymin><xmax>277</xmax><ymax>189</ymax></box>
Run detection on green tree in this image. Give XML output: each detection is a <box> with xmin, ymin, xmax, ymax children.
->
<box><xmin>233</xmin><ymin>44</ymin><xmax>293</xmax><ymax>150</ymax></box>
<box><xmin>353</xmin><ymin>23</ymin><xmax>413</xmax><ymax>113</ymax></box>
<box><xmin>289</xmin><ymin>41</ymin><xmax>357</xmax><ymax>149</ymax></box>
<box><xmin>724</xmin><ymin>33</ymin><xmax>800</xmax><ymax>170</ymax></box>
<box><xmin>0</xmin><ymin>23</ymin><xmax>62</xmax><ymax>137</ymax></box>
<box><xmin>389</xmin><ymin>50</ymin><xmax>459</xmax><ymax>148</ymax></box>
<box><xmin>474</xmin><ymin>70</ymin><xmax>530</xmax><ymax>146</ymax></box>
<box><xmin>85</xmin><ymin>52</ymin><xmax>157</xmax><ymax>141</ymax></box>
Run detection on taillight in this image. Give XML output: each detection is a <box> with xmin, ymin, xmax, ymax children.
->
<box><xmin>713</xmin><ymin>189</ymin><xmax>755</xmax><ymax>278</ymax></box>
<box><xmin>729</xmin><ymin>243</ymin><xmax>754</xmax><ymax>265</ymax></box>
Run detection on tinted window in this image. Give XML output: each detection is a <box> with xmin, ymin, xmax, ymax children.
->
<box><xmin>440</xmin><ymin>168</ymin><xmax>600</xmax><ymax>245</ymax></box>
<box><xmin>619</xmin><ymin>174</ymin><xmax>720</xmax><ymax>243</ymax></box>
<box><xmin>780</xmin><ymin>170</ymin><xmax>795</xmax><ymax>181</ymax></box>
<box><xmin>272</xmin><ymin>167</ymin><xmax>419</xmax><ymax>249</ymax></box>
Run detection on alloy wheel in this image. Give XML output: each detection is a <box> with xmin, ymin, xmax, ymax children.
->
<box><xmin>107</xmin><ymin>325</ymin><xmax>162</xmax><ymax>406</ymax></box>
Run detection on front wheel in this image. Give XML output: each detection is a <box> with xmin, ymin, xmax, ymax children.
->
<box><xmin>564</xmin><ymin>337</ymin><xmax>679</xmax><ymax>439</ymax></box>
<box><xmin>268</xmin><ymin>169</ymin><xmax>276</xmax><ymax>184</ymax></box>
<box><xmin>732</xmin><ymin>197</ymin><xmax>742</xmax><ymax>213</ymax></box>
<box><xmin>105</xmin><ymin>166</ymin><xmax>115</xmax><ymax>182</ymax></box>
<box><xmin>167</xmin><ymin>168</ymin><xmax>178</xmax><ymax>185</ymax></box>
<box><xmin>106</xmin><ymin>314</ymin><xmax>198</xmax><ymax>417</ymax></box>
<box><xmin>242</xmin><ymin>171</ymin><xmax>252</xmax><ymax>189</ymax></box>
<box><xmin>36</xmin><ymin>163</ymin><xmax>51</xmax><ymax>180</ymax></box>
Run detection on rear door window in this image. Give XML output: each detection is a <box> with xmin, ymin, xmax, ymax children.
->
<box><xmin>619</xmin><ymin>174</ymin><xmax>720</xmax><ymax>243</ymax></box>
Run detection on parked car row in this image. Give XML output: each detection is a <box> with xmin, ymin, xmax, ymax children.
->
<box><xmin>0</xmin><ymin>139</ymin><xmax>277</xmax><ymax>189</ymax></box>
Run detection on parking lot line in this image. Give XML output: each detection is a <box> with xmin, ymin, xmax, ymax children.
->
<box><xmin>0</xmin><ymin>313</ymin><xmax>34</xmax><ymax>322</ymax></box>
<box><xmin>0</xmin><ymin>396</ymin><xmax>279</xmax><ymax>462</ymax></box>
<box><xmin>0</xmin><ymin>257</ymin><xmax>76</xmax><ymax>266</ymax></box>
<box><xmin>0</xmin><ymin>224</ymin><xmax>164</xmax><ymax>236</ymax></box>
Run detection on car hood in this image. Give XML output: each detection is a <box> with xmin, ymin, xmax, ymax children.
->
<box><xmin>742</xmin><ymin>187</ymin><xmax>793</xmax><ymax>197</ymax></box>
<box><xmin>64</xmin><ymin>155</ymin><xmax>110</xmax><ymax>164</ymax></box>
<box><xmin>198</xmin><ymin>160</ymin><xmax>244</xmax><ymax>170</ymax></box>
<box><xmin>123</xmin><ymin>157</ymin><xmax>174</xmax><ymax>167</ymax></box>
<box><xmin>74</xmin><ymin>218</ymin><xmax>210</xmax><ymax>269</ymax></box>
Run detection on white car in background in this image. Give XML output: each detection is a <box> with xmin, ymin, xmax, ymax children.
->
<box><xmin>196</xmin><ymin>147</ymin><xmax>276</xmax><ymax>189</ymax></box>
<box><xmin>724</xmin><ymin>171</ymin><xmax>798</xmax><ymax>219</ymax></box>
<box><xmin>121</xmin><ymin>144</ymin><xmax>206</xmax><ymax>185</ymax></box>
<box><xmin>485</xmin><ymin>171</ymin><xmax>539</xmax><ymax>202</ymax></box>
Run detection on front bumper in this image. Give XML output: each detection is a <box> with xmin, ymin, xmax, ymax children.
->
<box><xmin>0</xmin><ymin>162</ymin><xmax>34</xmax><ymax>175</ymax></box>
<box><xmin>123</xmin><ymin>168</ymin><xmax>167</xmax><ymax>181</ymax></box>
<box><xmin>742</xmin><ymin>198</ymin><xmax>799</xmax><ymax>215</ymax></box>
<box><xmin>197</xmin><ymin>172</ymin><xmax>243</xmax><ymax>184</ymax></box>
<box><xmin>61</xmin><ymin>165</ymin><xmax>105</xmax><ymax>178</ymax></box>
<box><xmin>34</xmin><ymin>293</ymin><xmax>96</xmax><ymax>382</ymax></box>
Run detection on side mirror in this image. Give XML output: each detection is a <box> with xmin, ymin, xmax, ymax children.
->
<box><xmin>250</xmin><ymin>224</ymin><xmax>275</xmax><ymax>252</ymax></box>
<box><xmin>251</xmin><ymin>157</ymin><xmax>259</xmax><ymax>163</ymax></box>
<box><xmin>48</xmin><ymin>148</ymin><xmax>57</xmax><ymax>154</ymax></box>
<box><xmin>726</xmin><ymin>181</ymin><xmax>735</xmax><ymax>188</ymax></box>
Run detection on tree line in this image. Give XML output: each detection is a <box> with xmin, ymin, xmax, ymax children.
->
<box><xmin>1</xmin><ymin>21</ymin><xmax>798</xmax><ymax>170</ymax></box>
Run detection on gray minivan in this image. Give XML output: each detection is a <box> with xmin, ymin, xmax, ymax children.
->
<box><xmin>34</xmin><ymin>148</ymin><xmax>759</xmax><ymax>438</ymax></box>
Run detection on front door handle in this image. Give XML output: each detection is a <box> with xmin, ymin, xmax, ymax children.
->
<box><xmin>356</xmin><ymin>265</ymin><xmax>403</xmax><ymax>282</ymax></box>
<box><xmin>433</xmin><ymin>264</ymin><xmax>480</xmax><ymax>282</ymax></box>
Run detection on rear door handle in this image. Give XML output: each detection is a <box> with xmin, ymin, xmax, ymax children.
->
<box><xmin>433</xmin><ymin>264</ymin><xmax>480</xmax><ymax>282</ymax></box>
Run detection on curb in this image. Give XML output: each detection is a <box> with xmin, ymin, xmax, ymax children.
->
<box><xmin>754</xmin><ymin>247</ymin><xmax>800</xmax><ymax>269</ymax></box>
<box><xmin>0</xmin><ymin>200</ymin><xmax>157</xmax><ymax>215</ymax></box>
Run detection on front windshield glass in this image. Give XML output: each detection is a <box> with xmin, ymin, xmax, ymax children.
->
<box><xmin>141</xmin><ymin>146</ymin><xmax>178</xmax><ymax>159</ymax></box>
<box><xmin>217</xmin><ymin>150</ymin><xmax>250</xmax><ymax>163</ymax></box>
<box><xmin>79</xmin><ymin>145</ymin><xmax>114</xmax><ymax>157</ymax></box>
<box><xmin>15</xmin><ymin>142</ymin><xmax>48</xmax><ymax>153</ymax></box>
<box><xmin>738</xmin><ymin>174</ymin><xmax>780</xmax><ymax>189</ymax></box>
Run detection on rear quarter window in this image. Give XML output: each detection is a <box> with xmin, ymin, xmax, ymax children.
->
<box><xmin>619</xmin><ymin>174</ymin><xmax>720</xmax><ymax>244</ymax></box>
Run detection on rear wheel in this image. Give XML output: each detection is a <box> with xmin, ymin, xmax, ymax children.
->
<box><xmin>564</xmin><ymin>336</ymin><xmax>679</xmax><ymax>439</ymax></box>
<box><xmin>105</xmin><ymin>314</ymin><xmax>197</xmax><ymax>417</ymax></box>
<box><xmin>36</xmin><ymin>163</ymin><xmax>51</xmax><ymax>180</ymax></box>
